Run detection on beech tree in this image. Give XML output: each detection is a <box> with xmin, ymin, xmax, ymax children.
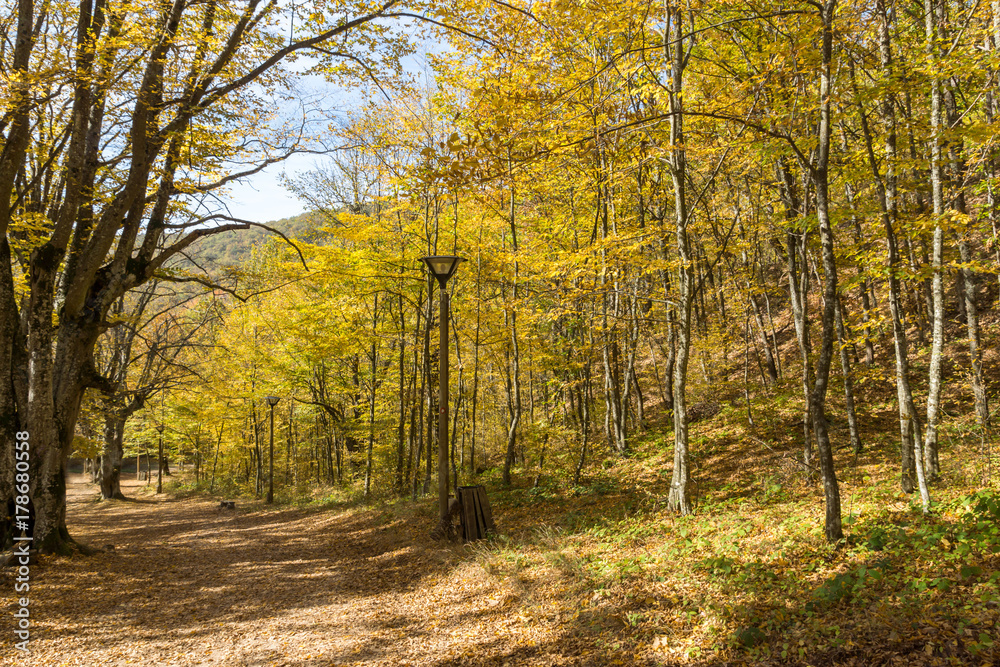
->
<box><xmin>0</xmin><ymin>0</ymin><xmax>421</xmax><ymax>553</ymax></box>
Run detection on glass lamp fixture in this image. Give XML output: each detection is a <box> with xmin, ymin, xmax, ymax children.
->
<box><xmin>420</xmin><ymin>256</ymin><xmax>465</xmax><ymax>287</ymax></box>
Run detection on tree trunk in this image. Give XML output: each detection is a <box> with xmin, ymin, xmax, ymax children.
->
<box><xmin>574</xmin><ymin>326</ymin><xmax>595</xmax><ymax>484</ymax></box>
<box><xmin>663</xmin><ymin>309</ymin><xmax>677</xmax><ymax>415</ymax></box>
<box><xmin>923</xmin><ymin>0</ymin><xmax>946</xmax><ymax>483</ymax></box>
<box><xmin>665</xmin><ymin>3</ymin><xmax>693</xmax><ymax>515</ymax></box>
<box><xmin>397</xmin><ymin>289</ymin><xmax>407</xmax><ymax>494</ymax></box>
<box><xmin>750</xmin><ymin>292</ymin><xmax>779</xmax><ymax>384</ymax></box>
<box><xmin>779</xmin><ymin>160</ymin><xmax>816</xmax><ymax>475</ymax></box>
<box><xmin>470</xmin><ymin>247</ymin><xmax>483</xmax><ymax>476</ymax></box>
<box><xmin>423</xmin><ymin>278</ymin><xmax>434</xmax><ymax>494</ymax></box>
<box><xmin>834</xmin><ymin>297</ymin><xmax>862</xmax><ymax>453</ymax></box>
<box><xmin>503</xmin><ymin>175</ymin><xmax>522</xmax><ymax>486</ymax></box>
<box><xmin>364</xmin><ymin>294</ymin><xmax>379</xmax><ymax>499</ymax></box>
<box><xmin>210</xmin><ymin>423</ymin><xmax>223</xmax><ymax>494</ymax></box>
<box><xmin>856</xmin><ymin>0</ymin><xmax>928</xmax><ymax>500</ymax></box>
<box><xmin>100</xmin><ymin>412</ymin><xmax>126</xmax><ymax>500</ymax></box>
<box><xmin>843</xmin><ymin>178</ymin><xmax>876</xmax><ymax>365</ymax></box>
<box><xmin>957</xmin><ymin>237</ymin><xmax>990</xmax><ymax>429</ymax></box>
<box><xmin>992</xmin><ymin>2</ymin><xmax>1000</xmax><ymax>294</ymax></box>
<box><xmin>808</xmin><ymin>0</ymin><xmax>844</xmax><ymax>542</ymax></box>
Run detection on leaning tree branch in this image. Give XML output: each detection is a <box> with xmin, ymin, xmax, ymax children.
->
<box><xmin>152</xmin><ymin>215</ymin><xmax>309</xmax><ymax>273</ymax></box>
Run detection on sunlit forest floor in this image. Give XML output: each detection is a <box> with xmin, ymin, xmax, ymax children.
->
<box><xmin>8</xmin><ymin>414</ymin><xmax>1000</xmax><ymax>666</ymax></box>
<box><xmin>14</xmin><ymin>476</ymin><xmax>523</xmax><ymax>666</ymax></box>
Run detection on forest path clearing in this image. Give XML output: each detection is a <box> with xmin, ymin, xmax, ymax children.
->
<box><xmin>2</xmin><ymin>478</ymin><xmax>578</xmax><ymax>667</ymax></box>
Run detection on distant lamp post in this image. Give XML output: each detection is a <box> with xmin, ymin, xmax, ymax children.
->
<box><xmin>156</xmin><ymin>424</ymin><xmax>165</xmax><ymax>494</ymax></box>
<box><xmin>265</xmin><ymin>396</ymin><xmax>281</xmax><ymax>504</ymax></box>
<box><xmin>420</xmin><ymin>255</ymin><xmax>465</xmax><ymax>529</ymax></box>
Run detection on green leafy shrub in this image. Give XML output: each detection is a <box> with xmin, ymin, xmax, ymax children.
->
<box><xmin>811</xmin><ymin>564</ymin><xmax>881</xmax><ymax>607</ymax></box>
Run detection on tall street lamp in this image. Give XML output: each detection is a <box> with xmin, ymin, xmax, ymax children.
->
<box><xmin>420</xmin><ymin>255</ymin><xmax>465</xmax><ymax>528</ymax></box>
<box><xmin>266</xmin><ymin>396</ymin><xmax>280</xmax><ymax>504</ymax></box>
<box><xmin>156</xmin><ymin>423</ymin><xmax>165</xmax><ymax>494</ymax></box>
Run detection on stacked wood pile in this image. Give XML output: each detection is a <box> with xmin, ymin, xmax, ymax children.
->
<box><xmin>457</xmin><ymin>485</ymin><xmax>495</xmax><ymax>541</ymax></box>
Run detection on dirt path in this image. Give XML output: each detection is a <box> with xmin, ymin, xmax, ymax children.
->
<box><xmin>1</xmin><ymin>478</ymin><xmax>582</xmax><ymax>667</ymax></box>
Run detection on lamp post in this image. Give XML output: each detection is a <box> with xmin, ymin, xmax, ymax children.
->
<box><xmin>420</xmin><ymin>255</ymin><xmax>465</xmax><ymax>527</ymax></box>
<box><xmin>265</xmin><ymin>396</ymin><xmax>280</xmax><ymax>504</ymax></box>
<box><xmin>156</xmin><ymin>424</ymin><xmax>165</xmax><ymax>494</ymax></box>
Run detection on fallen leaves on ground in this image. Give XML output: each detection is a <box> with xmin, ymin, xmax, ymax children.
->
<box><xmin>0</xmin><ymin>476</ymin><xmax>578</xmax><ymax>667</ymax></box>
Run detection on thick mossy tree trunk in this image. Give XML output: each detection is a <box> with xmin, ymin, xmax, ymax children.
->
<box><xmin>0</xmin><ymin>0</ymin><xmax>37</xmax><ymax>554</ymax></box>
<box><xmin>99</xmin><ymin>411</ymin><xmax>127</xmax><ymax>500</ymax></box>
<box><xmin>24</xmin><ymin>317</ymin><xmax>103</xmax><ymax>554</ymax></box>
<box><xmin>0</xmin><ymin>239</ymin><xmax>20</xmax><ymax>552</ymax></box>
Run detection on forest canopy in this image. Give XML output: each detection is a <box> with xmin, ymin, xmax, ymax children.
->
<box><xmin>2</xmin><ymin>0</ymin><xmax>999</xmax><ymax>558</ymax></box>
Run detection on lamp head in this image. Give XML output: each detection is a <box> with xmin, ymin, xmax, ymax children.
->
<box><xmin>265</xmin><ymin>395</ymin><xmax>281</xmax><ymax>407</ymax></box>
<box><xmin>420</xmin><ymin>255</ymin><xmax>465</xmax><ymax>288</ymax></box>
<box><xmin>156</xmin><ymin>424</ymin><xmax>164</xmax><ymax>434</ymax></box>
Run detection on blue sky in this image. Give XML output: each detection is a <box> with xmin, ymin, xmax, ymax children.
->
<box><xmin>219</xmin><ymin>33</ymin><xmax>442</xmax><ymax>224</ymax></box>
<box><xmin>222</xmin><ymin>157</ymin><xmax>310</xmax><ymax>223</ymax></box>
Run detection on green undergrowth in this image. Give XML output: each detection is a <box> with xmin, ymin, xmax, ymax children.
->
<box><xmin>465</xmin><ymin>425</ymin><xmax>1000</xmax><ymax>665</ymax></box>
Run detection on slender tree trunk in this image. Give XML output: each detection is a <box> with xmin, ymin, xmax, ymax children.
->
<box><xmin>859</xmin><ymin>0</ymin><xmax>927</xmax><ymax>499</ymax></box>
<box><xmin>834</xmin><ymin>297</ymin><xmax>862</xmax><ymax>453</ymax></box>
<box><xmin>470</xmin><ymin>249</ymin><xmax>482</xmax><ymax>476</ymax></box>
<box><xmin>574</xmin><ymin>326</ymin><xmax>595</xmax><ymax>484</ymax></box>
<box><xmin>411</xmin><ymin>286</ymin><xmax>425</xmax><ymax>498</ymax></box>
<box><xmin>958</xmin><ymin>236</ymin><xmax>990</xmax><ymax>429</ymax></box>
<box><xmin>843</xmin><ymin>176</ymin><xmax>876</xmax><ymax>365</ymax></box>
<box><xmin>422</xmin><ymin>279</ymin><xmax>433</xmax><ymax>494</ymax></box>
<box><xmin>286</xmin><ymin>401</ymin><xmax>293</xmax><ymax>484</ymax></box>
<box><xmin>648</xmin><ymin>338</ymin><xmax>669</xmax><ymax>406</ymax></box>
<box><xmin>749</xmin><ymin>292</ymin><xmax>779</xmax><ymax>383</ymax></box>
<box><xmin>210</xmin><ymin>423</ymin><xmax>223</xmax><ymax>494</ymax></box>
<box><xmin>779</xmin><ymin>160</ymin><xmax>816</xmax><ymax>475</ymax></box>
<box><xmin>503</xmin><ymin>174</ymin><xmax>522</xmax><ymax>486</ymax></box>
<box><xmin>808</xmin><ymin>0</ymin><xmax>844</xmax><ymax>542</ymax></box>
<box><xmin>765</xmin><ymin>290</ymin><xmax>783</xmax><ymax>379</ymax></box>
<box><xmin>666</xmin><ymin>4</ymin><xmax>693</xmax><ymax>515</ymax></box>
<box><xmin>251</xmin><ymin>402</ymin><xmax>262</xmax><ymax>496</ymax></box>
<box><xmin>991</xmin><ymin>3</ymin><xmax>1000</xmax><ymax>293</ymax></box>
<box><xmin>397</xmin><ymin>290</ymin><xmax>406</xmax><ymax>494</ymax></box>
<box><xmin>923</xmin><ymin>0</ymin><xmax>946</xmax><ymax>483</ymax></box>
<box><xmin>664</xmin><ymin>308</ymin><xmax>677</xmax><ymax>415</ymax></box>
<box><xmin>744</xmin><ymin>310</ymin><xmax>755</xmax><ymax>425</ymax></box>
<box><xmin>942</xmin><ymin>109</ymin><xmax>990</xmax><ymax>430</ymax></box>
<box><xmin>365</xmin><ymin>294</ymin><xmax>379</xmax><ymax>499</ymax></box>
